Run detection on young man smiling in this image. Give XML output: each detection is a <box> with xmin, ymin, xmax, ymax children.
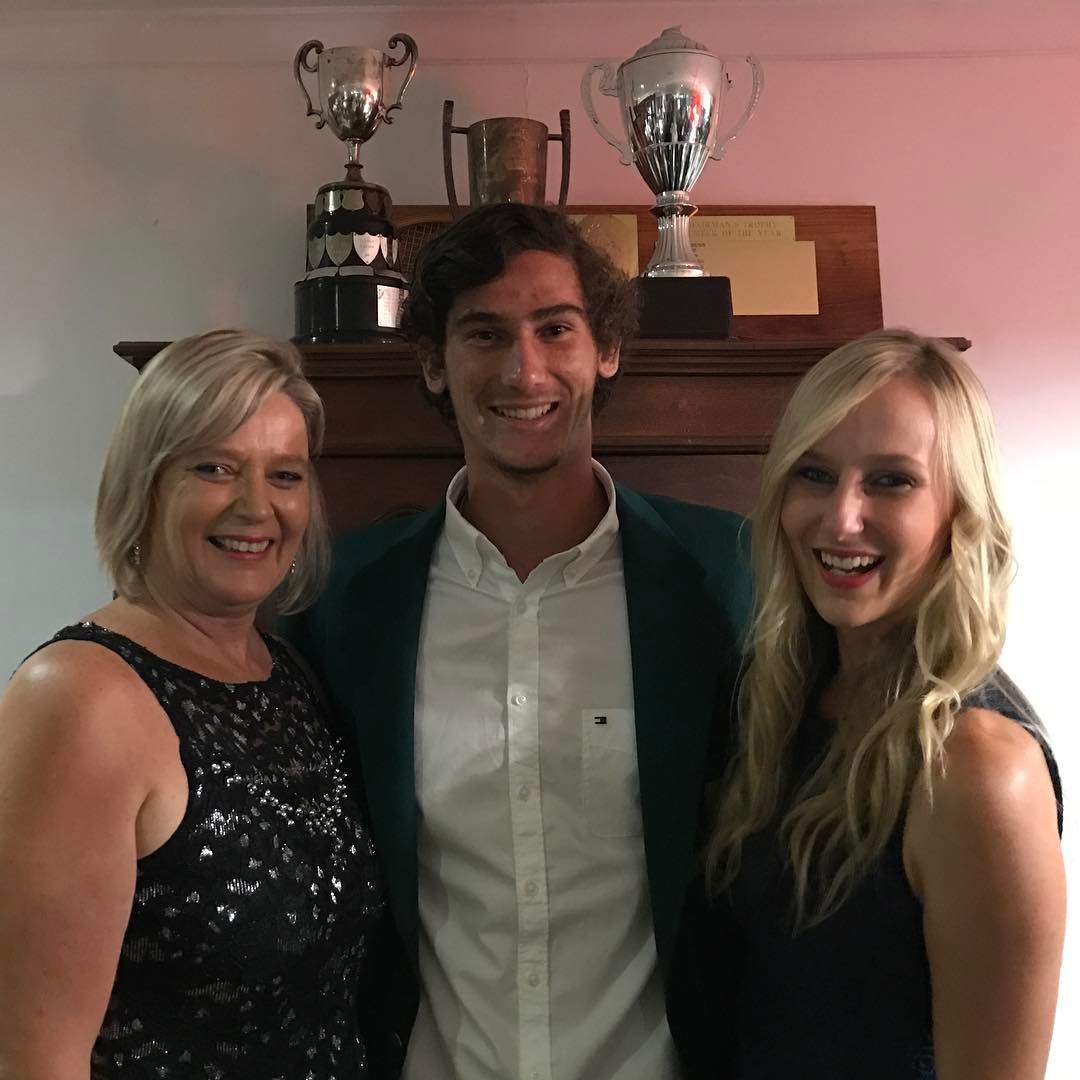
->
<box><xmin>286</xmin><ymin>204</ymin><xmax>751</xmax><ymax>1080</ymax></box>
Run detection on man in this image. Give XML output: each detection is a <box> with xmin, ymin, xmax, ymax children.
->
<box><xmin>286</xmin><ymin>204</ymin><xmax>750</xmax><ymax>1079</ymax></box>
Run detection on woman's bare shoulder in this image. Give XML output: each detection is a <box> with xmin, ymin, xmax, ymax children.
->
<box><xmin>939</xmin><ymin>707</ymin><xmax>1054</xmax><ymax>815</ymax></box>
<box><xmin>905</xmin><ymin>707</ymin><xmax>1059</xmax><ymax>898</ymax></box>
<box><xmin>1</xmin><ymin>635</ymin><xmax>173</xmax><ymax>767</ymax></box>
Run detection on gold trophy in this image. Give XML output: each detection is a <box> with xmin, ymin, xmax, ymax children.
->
<box><xmin>442</xmin><ymin>101</ymin><xmax>571</xmax><ymax>215</ymax></box>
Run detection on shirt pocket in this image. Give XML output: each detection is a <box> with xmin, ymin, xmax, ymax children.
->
<box><xmin>581</xmin><ymin>707</ymin><xmax>642</xmax><ymax>838</ymax></box>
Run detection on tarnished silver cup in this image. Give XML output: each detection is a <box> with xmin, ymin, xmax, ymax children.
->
<box><xmin>292</xmin><ymin>35</ymin><xmax>419</xmax><ymax>343</ymax></box>
<box><xmin>295</xmin><ymin>36</ymin><xmax>418</xmax><ymax>174</ymax></box>
<box><xmin>582</xmin><ymin>26</ymin><xmax>763</xmax><ymax>277</ymax></box>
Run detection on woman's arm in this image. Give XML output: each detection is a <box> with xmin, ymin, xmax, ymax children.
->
<box><xmin>0</xmin><ymin>643</ymin><xmax>173</xmax><ymax>1079</ymax></box>
<box><xmin>905</xmin><ymin>708</ymin><xmax>1065</xmax><ymax>1080</ymax></box>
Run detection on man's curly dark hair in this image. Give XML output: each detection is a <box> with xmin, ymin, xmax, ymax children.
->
<box><xmin>400</xmin><ymin>203</ymin><xmax>640</xmax><ymax>426</ymax></box>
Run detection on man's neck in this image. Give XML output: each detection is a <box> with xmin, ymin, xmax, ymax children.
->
<box><xmin>460</xmin><ymin>460</ymin><xmax>609</xmax><ymax>582</ymax></box>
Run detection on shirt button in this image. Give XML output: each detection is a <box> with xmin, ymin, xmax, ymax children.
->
<box><xmin>511</xmin><ymin>693</ymin><xmax>527</xmax><ymax>707</ymax></box>
<box><xmin>517</xmin><ymin>784</ymin><xmax>532</xmax><ymax>801</ymax></box>
<box><xmin>527</xmin><ymin>970</ymin><xmax>541</xmax><ymax>987</ymax></box>
<box><xmin>524</xmin><ymin>879</ymin><xmax>538</xmax><ymax>897</ymax></box>
<box><xmin>515</xmin><ymin>597</ymin><xmax>528</xmax><ymax>615</ymax></box>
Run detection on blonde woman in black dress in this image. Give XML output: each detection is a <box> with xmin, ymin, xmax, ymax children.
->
<box><xmin>0</xmin><ymin>331</ymin><xmax>384</xmax><ymax>1078</ymax></box>
<box><xmin>704</xmin><ymin>330</ymin><xmax>1064</xmax><ymax>1079</ymax></box>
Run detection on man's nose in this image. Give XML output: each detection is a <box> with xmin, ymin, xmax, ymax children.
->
<box><xmin>499</xmin><ymin>333</ymin><xmax>547</xmax><ymax>390</ymax></box>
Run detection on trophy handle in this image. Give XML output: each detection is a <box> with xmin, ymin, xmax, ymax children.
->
<box><xmin>580</xmin><ymin>60</ymin><xmax>633</xmax><ymax>165</ymax></box>
<box><xmin>710</xmin><ymin>55</ymin><xmax>765</xmax><ymax>162</ymax></box>
<box><xmin>383</xmin><ymin>33</ymin><xmax>419</xmax><ymax>123</ymax></box>
<box><xmin>294</xmin><ymin>39</ymin><xmax>326</xmax><ymax>129</ymax></box>
<box><xmin>442</xmin><ymin>100</ymin><xmax>470</xmax><ymax>217</ymax></box>
<box><xmin>549</xmin><ymin>109</ymin><xmax>572</xmax><ymax>208</ymax></box>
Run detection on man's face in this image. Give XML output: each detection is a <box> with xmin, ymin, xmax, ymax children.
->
<box><xmin>422</xmin><ymin>249</ymin><xmax>620</xmax><ymax>482</ymax></box>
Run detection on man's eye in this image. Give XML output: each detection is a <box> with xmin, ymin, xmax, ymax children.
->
<box><xmin>465</xmin><ymin>329</ymin><xmax>498</xmax><ymax>344</ymax></box>
<box><xmin>542</xmin><ymin>323</ymin><xmax>572</xmax><ymax>338</ymax></box>
<box><xmin>271</xmin><ymin>470</ymin><xmax>305</xmax><ymax>485</ymax></box>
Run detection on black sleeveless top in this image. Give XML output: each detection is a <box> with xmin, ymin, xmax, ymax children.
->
<box><xmin>34</xmin><ymin>623</ymin><xmax>385</xmax><ymax>1079</ymax></box>
<box><xmin>701</xmin><ymin>670</ymin><xmax>1063</xmax><ymax>1080</ymax></box>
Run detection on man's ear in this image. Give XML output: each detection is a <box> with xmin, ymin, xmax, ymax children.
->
<box><xmin>417</xmin><ymin>341</ymin><xmax>447</xmax><ymax>393</ymax></box>
<box><xmin>598</xmin><ymin>344</ymin><xmax>621</xmax><ymax>380</ymax></box>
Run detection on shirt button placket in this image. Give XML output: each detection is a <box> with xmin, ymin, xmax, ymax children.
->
<box><xmin>506</xmin><ymin>586</ymin><xmax>550</xmax><ymax>1080</ymax></box>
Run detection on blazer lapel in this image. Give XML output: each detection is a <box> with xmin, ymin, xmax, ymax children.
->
<box><xmin>337</xmin><ymin>506</ymin><xmax>445</xmax><ymax>964</ymax></box>
<box><xmin>617</xmin><ymin>487</ymin><xmax>726</xmax><ymax>975</ymax></box>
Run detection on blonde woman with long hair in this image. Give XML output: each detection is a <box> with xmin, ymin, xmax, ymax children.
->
<box><xmin>701</xmin><ymin>330</ymin><xmax>1064</xmax><ymax>1079</ymax></box>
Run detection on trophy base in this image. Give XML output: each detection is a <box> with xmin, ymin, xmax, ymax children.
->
<box><xmin>293</xmin><ymin>274</ymin><xmax>408</xmax><ymax>345</ymax></box>
<box><xmin>637</xmin><ymin>276</ymin><xmax>733</xmax><ymax>339</ymax></box>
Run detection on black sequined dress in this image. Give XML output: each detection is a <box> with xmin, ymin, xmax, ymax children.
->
<box><xmin>37</xmin><ymin>623</ymin><xmax>385</xmax><ymax>1080</ymax></box>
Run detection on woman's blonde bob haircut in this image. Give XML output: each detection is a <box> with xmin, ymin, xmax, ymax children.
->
<box><xmin>707</xmin><ymin>328</ymin><xmax>1013</xmax><ymax>926</ymax></box>
<box><xmin>96</xmin><ymin>329</ymin><xmax>330</xmax><ymax>615</ymax></box>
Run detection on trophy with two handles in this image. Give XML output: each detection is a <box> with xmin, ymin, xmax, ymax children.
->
<box><xmin>293</xmin><ymin>34</ymin><xmax>417</xmax><ymax>343</ymax></box>
<box><xmin>288</xmin><ymin>25</ymin><xmax>762</xmax><ymax>342</ymax></box>
<box><xmin>582</xmin><ymin>27</ymin><xmax>764</xmax><ymax>336</ymax></box>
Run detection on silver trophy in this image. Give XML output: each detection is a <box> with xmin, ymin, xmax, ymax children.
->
<box><xmin>293</xmin><ymin>36</ymin><xmax>418</xmax><ymax>343</ymax></box>
<box><xmin>582</xmin><ymin>26</ymin><xmax>763</xmax><ymax>278</ymax></box>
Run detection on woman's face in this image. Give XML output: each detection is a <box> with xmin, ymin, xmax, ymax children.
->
<box><xmin>780</xmin><ymin>375</ymin><xmax>954</xmax><ymax>650</ymax></box>
<box><xmin>144</xmin><ymin>391</ymin><xmax>312</xmax><ymax>618</ymax></box>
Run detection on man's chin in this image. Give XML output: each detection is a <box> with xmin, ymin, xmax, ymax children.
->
<box><xmin>494</xmin><ymin>457</ymin><xmax>561</xmax><ymax>479</ymax></box>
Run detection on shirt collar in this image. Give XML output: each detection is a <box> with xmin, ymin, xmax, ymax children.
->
<box><xmin>442</xmin><ymin>460</ymin><xmax>620</xmax><ymax>590</ymax></box>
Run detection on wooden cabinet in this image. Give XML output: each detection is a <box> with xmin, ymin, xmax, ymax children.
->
<box><xmin>114</xmin><ymin>338</ymin><xmax>870</xmax><ymax>531</ymax></box>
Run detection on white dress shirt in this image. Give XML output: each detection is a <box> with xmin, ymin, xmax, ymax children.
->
<box><xmin>403</xmin><ymin>463</ymin><xmax>680</xmax><ymax>1080</ymax></box>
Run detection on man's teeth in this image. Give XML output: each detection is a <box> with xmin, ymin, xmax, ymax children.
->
<box><xmin>213</xmin><ymin>538</ymin><xmax>271</xmax><ymax>553</ymax></box>
<box><xmin>493</xmin><ymin>403</ymin><xmax>555</xmax><ymax>420</ymax></box>
<box><xmin>819</xmin><ymin>551</ymin><xmax>881</xmax><ymax>573</ymax></box>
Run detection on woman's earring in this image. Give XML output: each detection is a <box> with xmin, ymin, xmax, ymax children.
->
<box><xmin>289</xmin><ymin>559</ymin><xmax>297</xmax><ymax>576</ymax></box>
<box><xmin>130</xmin><ymin>543</ymin><xmax>142</xmax><ymax>568</ymax></box>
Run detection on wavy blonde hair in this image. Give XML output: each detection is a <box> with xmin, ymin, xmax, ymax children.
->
<box><xmin>706</xmin><ymin>329</ymin><xmax>1013</xmax><ymax>926</ymax></box>
<box><xmin>96</xmin><ymin>329</ymin><xmax>330</xmax><ymax>615</ymax></box>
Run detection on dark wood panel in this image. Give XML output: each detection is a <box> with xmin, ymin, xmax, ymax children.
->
<box><xmin>600</xmin><ymin>454</ymin><xmax>762</xmax><ymax>517</ymax></box>
<box><xmin>595</xmin><ymin>373</ymin><xmax>797</xmax><ymax>450</ymax></box>
<box><xmin>317</xmin><ymin>452</ymin><xmax>762</xmax><ymax>534</ymax></box>
<box><xmin>319</xmin><ymin>374</ymin><xmax>457</xmax><ymax>455</ymax></box>
<box><xmin>317</xmin><ymin>455</ymin><xmax>462</xmax><ymax>534</ymax></box>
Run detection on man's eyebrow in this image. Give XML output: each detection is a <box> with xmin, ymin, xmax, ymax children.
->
<box><xmin>450</xmin><ymin>303</ymin><xmax>587</xmax><ymax>329</ymax></box>
<box><xmin>530</xmin><ymin>303</ymin><xmax>587</xmax><ymax>322</ymax></box>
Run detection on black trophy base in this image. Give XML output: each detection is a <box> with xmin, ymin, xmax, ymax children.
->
<box><xmin>637</xmin><ymin>275</ymin><xmax>733</xmax><ymax>339</ymax></box>
<box><xmin>293</xmin><ymin>274</ymin><xmax>407</xmax><ymax>345</ymax></box>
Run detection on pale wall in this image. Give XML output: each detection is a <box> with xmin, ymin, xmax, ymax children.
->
<box><xmin>1</xmin><ymin>1</ymin><xmax>1077</xmax><ymax>1072</ymax></box>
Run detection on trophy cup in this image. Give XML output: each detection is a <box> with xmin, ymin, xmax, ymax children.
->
<box><xmin>442</xmin><ymin>101</ymin><xmax>571</xmax><ymax>215</ymax></box>
<box><xmin>293</xmin><ymin>35</ymin><xmax>418</xmax><ymax>343</ymax></box>
<box><xmin>582</xmin><ymin>26</ymin><xmax>763</xmax><ymax>337</ymax></box>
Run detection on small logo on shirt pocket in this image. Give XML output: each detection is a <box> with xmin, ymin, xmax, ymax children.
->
<box><xmin>581</xmin><ymin>708</ymin><xmax>642</xmax><ymax>838</ymax></box>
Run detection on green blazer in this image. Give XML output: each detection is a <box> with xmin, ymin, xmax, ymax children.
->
<box><xmin>284</xmin><ymin>485</ymin><xmax>751</xmax><ymax>1075</ymax></box>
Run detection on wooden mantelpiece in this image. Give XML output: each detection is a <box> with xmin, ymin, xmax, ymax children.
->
<box><xmin>114</xmin><ymin>337</ymin><xmax>968</xmax><ymax>532</ymax></box>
